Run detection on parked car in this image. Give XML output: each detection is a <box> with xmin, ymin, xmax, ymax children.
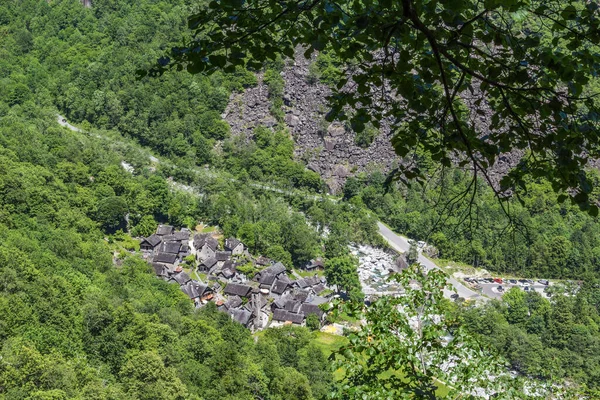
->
<box><xmin>509</xmin><ymin>279</ymin><xmax>517</xmax><ymax>284</ymax></box>
<box><xmin>524</xmin><ymin>286</ymin><xmax>531</xmax><ymax>291</ymax></box>
<box><xmin>538</xmin><ymin>279</ymin><xmax>549</xmax><ymax>285</ymax></box>
<box><xmin>451</xmin><ymin>293</ymin><xmax>459</xmax><ymax>300</ymax></box>
<box><xmin>493</xmin><ymin>278</ymin><xmax>503</xmax><ymax>284</ymax></box>
<box><xmin>497</xmin><ymin>285</ymin><xmax>504</xmax><ymax>292</ymax></box>
<box><xmin>522</xmin><ymin>282</ymin><xmax>530</xmax><ymax>287</ymax></box>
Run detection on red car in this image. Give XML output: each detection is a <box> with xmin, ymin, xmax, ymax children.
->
<box><xmin>493</xmin><ymin>278</ymin><xmax>503</xmax><ymax>284</ymax></box>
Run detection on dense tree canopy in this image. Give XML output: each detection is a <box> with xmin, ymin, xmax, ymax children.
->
<box><xmin>152</xmin><ymin>0</ymin><xmax>600</xmax><ymax>212</ymax></box>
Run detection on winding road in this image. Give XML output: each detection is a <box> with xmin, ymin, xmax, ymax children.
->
<box><xmin>377</xmin><ymin>222</ymin><xmax>486</xmax><ymax>301</ymax></box>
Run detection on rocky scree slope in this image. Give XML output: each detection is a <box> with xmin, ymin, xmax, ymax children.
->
<box><xmin>223</xmin><ymin>55</ymin><xmax>398</xmax><ymax>193</ymax></box>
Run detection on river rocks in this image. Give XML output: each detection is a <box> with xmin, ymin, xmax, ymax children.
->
<box><xmin>350</xmin><ymin>245</ymin><xmax>402</xmax><ymax>295</ymax></box>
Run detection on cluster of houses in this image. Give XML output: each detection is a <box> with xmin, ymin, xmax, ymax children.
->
<box><xmin>140</xmin><ymin>225</ymin><xmax>330</xmax><ymax>331</ymax></box>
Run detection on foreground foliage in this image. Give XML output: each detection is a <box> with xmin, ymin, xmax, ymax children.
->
<box><xmin>155</xmin><ymin>0</ymin><xmax>600</xmax><ymax>211</ymax></box>
<box><xmin>332</xmin><ymin>265</ymin><xmax>580</xmax><ymax>398</ymax></box>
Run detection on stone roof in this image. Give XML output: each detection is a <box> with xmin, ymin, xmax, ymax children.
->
<box><xmin>174</xmin><ymin>231</ymin><xmax>190</xmax><ymax>241</ymax></box>
<box><xmin>142</xmin><ymin>234</ymin><xmax>162</xmax><ymax>247</ymax></box>
<box><xmin>156</xmin><ymin>224</ymin><xmax>174</xmax><ymax>235</ymax></box>
<box><xmin>224</xmin><ymin>283</ymin><xmax>252</xmax><ymax>297</ymax></box>
<box><xmin>220</xmin><ymin>268</ymin><xmax>235</xmax><ymax>279</ymax></box>
<box><xmin>293</xmin><ymin>290</ymin><xmax>310</xmax><ymax>303</ymax></box>
<box><xmin>200</xmin><ymin>257</ymin><xmax>218</xmax><ymax>269</ymax></box>
<box><xmin>306</xmin><ymin>258</ymin><xmax>324</xmax><ymax>269</ymax></box>
<box><xmin>284</xmin><ymin>300</ymin><xmax>302</xmax><ymax>313</ymax></box>
<box><xmin>224</xmin><ymin>295</ymin><xmax>243</xmax><ymax>309</ymax></box>
<box><xmin>229</xmin><ymin>307</ymin><xmax>253</xmax><ymax>326</ymax></box>
<box><xmin>255</xmin><ymin>256</ymin><xmax>272</xmax><ymax>266</ymax></box>
<box><xmin>193</xmin><ymin>234</ymin><xmax>218</xmax><ymax>251</ymax></box>
<box><xmin>258</xmin><ymin>271</ymin><xmax>276</xmax><ymax>286</ymax></box>
<box><xmin>272</xmin><ymin>297</ymin><xmax>287</xmax><ymax>309</ymax></box>
<box><xmin>161</xmin><ymin>241</ymin><xmax>181</xmax><ymax>254</ymax></box>
<box><xmin>271</xmin><ymin>279</ymin><xmax>289</xmax><ymax>295</ymax></box>
<box><xmin>268</xmin><ymin>262</ymin><xmax>287</xmax><ymax>275</ymax></box>
<box><xmin>312</xmin><ymin>283</ymin><xmax>326</xmax><ymax>295</ymax></box>
<box><xmin>225</xmin><ymin>237</ymin><xmax>242</xmax><ymax>251</ymax></box>
<box><xmin>216</xmin><ymin>251</ymin><xmax>231</xmax><ymax>261</ymax></box>
<box><xmin>272</xmin><ymin>309</ymin><xmax>304</xmax><ymax>324</ymax></box>
<box><xmin>205</xmin><ymin>237</ymin><xmax>218</xmax><ymax>251</ymax></box>
<box><xmin>301</xmin><ymin>303</ymin><xmax>324</xmax><ymax>319</ymax></box>
<box><xmin>153</xmin><ymin>252</ymin><xmax>177</xmax><ymax>264</ymax></box>
<box><xmin>304</xmin><ymin>276</ymin><xmax>321</xmax><ymax>287</ymax></box>
<box><xmin>193</xmin><ymin>233</ymin><xmax>208</xmax><ymax>248</ymax></box>
<box><xmin>171</xmin><ymin>271</ymin><xmax>191</xmax><ymax>285</ymax></box>
<box><xmin>294</xmin><ymin>278</ymin><xmax>309</xmax><ymax>289</ymax></box>
<box><xmin>180</xmin><ymin>281</ymin><xmax>210</xmax><ymax>299</ymax></box>
<box><xmin>151</xmin><ymin>262</ymin><xmax>170</xmax><ymax>277</ymax></box>
<box><xmin>258</xmin><ymin>262</ymin><xmax>286</xmax><ymax>280</ymax></box>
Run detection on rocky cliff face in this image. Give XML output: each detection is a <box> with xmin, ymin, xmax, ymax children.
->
<box><xmin>223</xmin><ymin>55</ymin><xmax>398</xmax><ymax>193</ymax></box>
<box><xmin>223</xmin><ymin>53</ymin><xmax>529</xmax><ymax>194</ymax></box>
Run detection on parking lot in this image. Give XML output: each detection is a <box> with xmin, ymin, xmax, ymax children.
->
<box><xmin>462</xmin><ymin>278</ymin><xmax>551</xmax><ymax>300</ymax></box>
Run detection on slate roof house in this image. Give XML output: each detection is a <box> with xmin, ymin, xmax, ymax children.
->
<box><xmin>199</xmin><ymin>257</ymin><xmax>218</xmax><ymax>272</ymax></box>
<box><xmin>272</xmin><ymin>309</ymin><xmax>304</xmax><ymax>325</ymax></box>
<box><xmin>180</xmin><ymin>281</ymin><xmax>212</xmax><ymax>301</ymax></box>
<box><xmin>305</xmin><ymin>258</ymin><xmax>324</xmax><ymax>271</ymax></box>
<box><xmin>174</xmin><ymin>230</ymin><xmax>190</xmax><ymax>241</ymax></box>
<box><xmin>225</xmin><ymin>238</ymin><xmax>245</xmax><ymax>255</ymax></box>
<box><xmin>161</xmin><ymin>241</ymin><xmax>181</xmax><ymax>254</ymax></box>
<box><xmin>301</xmin><ymin>303</ymin><xmax>325</xmax><ymax>320</ymax></box>
<box><xmin>151</xmin><ymin>262</ymin><xmax>171</xmax><ymax>279</ymax></box>
<box><xmin>156</xmin><ymin>224</ymin><xmax>174</xmax><ymax>236</ymax></box>
<box><xmin>255</xmin><ymin>256</ymin><xmax>272</xmax><ymax>266</ymax></box>
<box><xmin>229</xmin><ymin>308</ymin><xmax>253</xmax><ymax>327</ymax></box>
<box><xmin>258</xmin><ymin>272</ymin><xmax>277</xmax><ymax>289</ymax></box>
<box><xmin>140</xmin><ymin>234</ymin><xmax>162</xmax><ymax>252</ymax></box>
<box><xmin>255</xmin><ymin>262</ymin><xmax>286</xmax><ymax>281</ymax></box>
<box><xmin>224</xmin><ymin>295</ymin><xmax>243</xmax><ymax>310</ymax></box>
<box><xmin>271</xmin><ymin>279</ymin><xmax>289</xmax><ymax>295</ymax></box>
<box><xmin>154</xmin><ymin>252</ymin><xmax>178</xmax><ymax>265</ymax></box>
<box><xmin>170</xmin><ymin>271</ymin><xmax>191</xmax><ymax>285</ymax></box>
<box><xmin>215</xmin><ymin>251</ymin><xmax>232</xmax><ymax>267</ymax></box>
<box><xmin>195</xmin><ymin>234</ymin><xmax>218</xmax><ymax>261</ymax></box>
<box><xmin>224</xmin><ymin>283</ymin><xmax>253</xmax><ymax>297</ymax></box>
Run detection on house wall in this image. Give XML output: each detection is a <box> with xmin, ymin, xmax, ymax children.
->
<box><xmin>231</xmin><ymin>244</ymin><xmax>244</xmax><ymax>256</ymax></box>
<box><xmin>197</xmin><ymin>245</ymin><xmax>216</xmax><ymax>261</ymax></box>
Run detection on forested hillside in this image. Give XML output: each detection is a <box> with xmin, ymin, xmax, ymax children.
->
<box><xmin>5</xmin><ymin>0</ymin><xmax>600</xmax><ymax>398</ymax></box>
<box><xmin>343</xmin><ymin>168</ymin><xmax>600</xmax><ymax>280</ymax></box>
<box><xmin>0</xmin><ymin>1</ymin><xmax>368</xmax><ymax>398</ymax></box>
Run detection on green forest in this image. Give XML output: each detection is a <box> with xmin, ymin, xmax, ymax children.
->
<box><xmin>343</xmin><ymin>168</ymin><xmax>600</xmax><ymax>279</ymax></box>
<box><xmin>3</xmin><ymin>0</ymin><xmax>600</xmax><ymax>398</ymax></box>
<box><xmin>0</xmin><ymin>1</ymin><xmax>374</xmax><ymax>398</ymax></box>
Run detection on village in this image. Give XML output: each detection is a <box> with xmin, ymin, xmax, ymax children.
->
<box><xmin>140</xmin><ymin>225</ymin><xmax>331</xmax><ymax>331</ymax></box>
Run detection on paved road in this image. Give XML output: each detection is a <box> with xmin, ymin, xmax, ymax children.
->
<box><xmin>476</xmin><ymin>281</ymin><xmax>549</xmax><ymax>299</ymax></box>
<box><xmin>377</xmin><ymin>222</ymin><xmax>487</xmax><ymax>301</ymax></box>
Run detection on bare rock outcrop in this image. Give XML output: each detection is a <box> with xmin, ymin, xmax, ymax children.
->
<box><xmin>223</xmin><ymin>56</ymin><xmax>398</xmax><ymax>193</ymax></box>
